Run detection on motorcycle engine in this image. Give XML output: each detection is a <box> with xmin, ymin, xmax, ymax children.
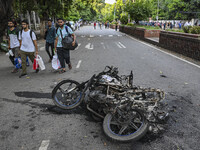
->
<box><xmin>89</xmin><ymin>90</ymin><xmax>115</xmax><ymax>104</ymax></box>
<box><xmin>99</xmin><ymin>75</ymin><xmax>121</xmax><ymax>86</ymax></box>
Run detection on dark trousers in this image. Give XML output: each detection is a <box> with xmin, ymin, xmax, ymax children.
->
<box><xmin>19</xmin><ymin>50</ymin><xmax>35</xmax><ymax>74</ymax></box>
<box><xmin>46</xmin><ymin>42</ymin><xmax>54</xmax><ymax>60</ymax></box>
<box><xmin>9</xmin><ymin>47</ymin><xmax>19</xmax><ymax>65</ymax></box>
<box><xmin>57</xmin><ymin>47</ymin><xmax>70</xmax><ymax>69</ymax></box>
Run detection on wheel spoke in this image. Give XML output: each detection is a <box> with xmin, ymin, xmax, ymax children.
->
<box><xmin>129</xmin><ymin>121</ymin><xmax>139</xmax><ymax>130</ymax></box>
<box><xmin>66</xmin><ymin>83</ymin><xmax>73</xmax><ymax>91</ymax></box>
<box><xmin>118</xmin><ymin>125</ymin><xmax>128</xmax><ymax>135</ymax></box>
<box><xmin>58</xmin><ymin>87</ymin><xmax>65</xmax><ymax>94</ymax></box>
<box><xmin>133</xmin><ymin>118</ymin><xmax>142</xmax><ymax>124</ymax></box>
<box><xmin>110</xmin><ymin>120</ymin><xmax>120</xmax><ymax>125</ymax></box>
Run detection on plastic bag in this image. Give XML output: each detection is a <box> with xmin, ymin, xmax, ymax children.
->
<box><xmin>36</xmin><ymin>55</ymin><xmax>45</xmax><ymax>70</ymax></box>
<box><xmin>33</xmin><ymin>56</ymin><xmax>39</xmax><ymax>70</ymax></box>
<box><xmin>14</xmin><ymin>57</ymin><xmax>22</xmax><ymax>69</ymax></box>
<box><xmin>52</xmin><ymin>54</ymin><xmax>61</xmax><ymax>70</ymax></box>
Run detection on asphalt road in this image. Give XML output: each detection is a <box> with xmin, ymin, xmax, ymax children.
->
<box><xmin>0</xmin><ymin>25</ymin><xmax>200</xmax><ymax>150</ymax></box>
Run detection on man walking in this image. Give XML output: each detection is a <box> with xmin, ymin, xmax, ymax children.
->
<box><xmin>7</xmin><ymin>19</ymin><xmax>20</xmax><ymax>73</ymax></box>
<box><xmin>54</xmin><ymin>18</ymin><xmax>76</xmax><ymax>74</ymax></box>
<box><xmin>18</xmin><ymin>20</ymin><xmax>39</xmax><ymax>78</ymax></box>
<box><xmin>94</xmin><ymin>21</ymin><xmax>96</xmax><ymax>29</ymax></box>
<box><xmin>45</xmin><ymin>19</ymin><xmax>56</xmax><ymax>62</ymax></box>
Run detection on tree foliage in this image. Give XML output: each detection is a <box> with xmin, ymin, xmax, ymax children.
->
<box><xmin>124</xmin><ymin>0</ymin><xmax>152</xmax><ymax>23</ymax></box>
<box><xmin>150</xmin><ymin>0</ymin><xmax>200</xmax><ymax>20</ymax></box>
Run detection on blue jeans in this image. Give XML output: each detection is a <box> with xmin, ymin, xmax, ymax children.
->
<box><xmin>57</xmin><ymin>47</ymin><xmax>70</xmax><ymax>69</ymax></box>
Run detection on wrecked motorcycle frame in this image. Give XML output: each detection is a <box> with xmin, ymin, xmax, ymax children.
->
<box><xmin>52</xmin><ymin>66</ymin><xmax>167</xmax><ymax>142</ymax></box>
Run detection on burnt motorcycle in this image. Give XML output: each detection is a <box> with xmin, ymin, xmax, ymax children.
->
<box><xmin>52</xmin><ymin>66</ymin><xmax>168</xmax><ymax>142</ymax></box>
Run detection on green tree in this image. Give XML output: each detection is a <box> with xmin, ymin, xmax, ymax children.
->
<box><xmin>125</xmin><ymin>0</ymin><xmax>152</xmax><ymax>23</ymax></box>
<box><xmin>0</xmin><ymin>0</ymin><xmax>14</xmax><ymax>45</ymax></box>
<box><xmin>101</xmin><ymin>3</ymin><xmax>114</xmax><ymax>22</ymax></box>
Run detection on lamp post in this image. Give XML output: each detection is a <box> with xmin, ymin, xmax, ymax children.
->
<box><xmin>156</xmin><ymin>0</ymin><xmax>159</xmax><ymax>22</ymax></box>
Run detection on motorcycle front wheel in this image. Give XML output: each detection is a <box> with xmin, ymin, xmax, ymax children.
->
<box><xmin>103</xmin><ymin>109</ymin><xmax>148</xmax><ymax>142</ymax></box>
<box><xmin>52</xmin><ymin>80</ymin><xmax>83</xmax><ymax>110</ymax></box>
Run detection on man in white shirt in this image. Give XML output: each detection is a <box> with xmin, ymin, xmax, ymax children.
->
<box><xmin>18</xmin><ymin>20</ymin><xmax>39</xmax><ymax>78</ymax></box>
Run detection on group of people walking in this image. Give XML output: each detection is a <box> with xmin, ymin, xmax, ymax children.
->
<box><xmin>93</xmin><ymin>21</ymin><xmax>110</xmax><ymax>29</ymax></box>
<box><xmin>7</xmin><ymin>18</ymin><xmax>76</xmax><ymax>78</ymax></box>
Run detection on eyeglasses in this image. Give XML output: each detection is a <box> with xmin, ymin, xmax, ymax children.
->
<box><xmin>22</xmin><ymin>24</ymin><xmax>26</xmax><ymax>25</ymax></box>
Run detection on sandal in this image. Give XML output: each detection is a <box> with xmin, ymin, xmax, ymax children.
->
<box><xmin>11</xmin><ymin>68</ymin><xmax>18</xmax><ymax>73</ymax></box>
<box><xmin>68</xmin><ymin>63</ymin><xmax>72</xmax><ymax>70</ymax></box>
<box><xmin>59</xmin><ymin>69</ymin><xmax>66</xmax><ymax>74</ymax></box>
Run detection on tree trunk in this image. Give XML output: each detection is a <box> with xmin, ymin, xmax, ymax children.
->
<box><xmin>27</xmin><ymin>11</ymin><xmax>31</xmax><ymax>29</ymax></box>
<box><xmin>40</xmin><ymin>20</ymin><xmax>46</xmax><ymax>39</ymax></box>
<box><xmin>33</xmin><ymin>11</ymin><xmax>37</xmax><ymax>30</ymax></box>
<box><xmin>0</xmin><ymin>0</ymin><xmax>14</xmax><ymax>49</ymax></box>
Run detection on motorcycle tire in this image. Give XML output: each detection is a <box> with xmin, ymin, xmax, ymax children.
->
<box><xmin>52</xmin><ymin>80</ymin><xmax>83</xmax><ymax>110</ymax></box>
<box><xmin>103</xmin><ymin>110</ymin><xmax>148</xmax><ymax>142</ymax></box>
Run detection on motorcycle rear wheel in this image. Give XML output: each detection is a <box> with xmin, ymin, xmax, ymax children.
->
<box><xmin>52</xmin><ymin>80</ymin><xmax>83</xmax><ymax>110</ymax></box>
<box><xmin>103</xmin><ymin>110</ymin><xmax>148</xmax><ymax>142</ymax></box>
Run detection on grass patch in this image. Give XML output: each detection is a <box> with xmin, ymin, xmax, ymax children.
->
<box><xmin>166</xmin><ymin>29</ymin><xmax>184</xmax><ymax>33</ymax></box>
<box><xmin>125</xmin><ymin>23</ymin><xmax>161</xmax><ymax>30</ymax></box>
<box><xmin>136</xmin><ymin>25</ymin><xmax>161</xmax><ymax>30</ymax></box>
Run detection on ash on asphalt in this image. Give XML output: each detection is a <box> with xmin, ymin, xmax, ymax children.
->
<box><xmin>12</xmin><ymin>91</ymin><xmax>171</xmax><ymax>143</ymax></box>
<box><xmin>14</xmin><ymin>91</ymin><xmax>51</xmax><ymax>99</ymax></box>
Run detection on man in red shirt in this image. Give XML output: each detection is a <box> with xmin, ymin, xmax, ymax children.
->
<box><xmin>94</xmin><ymin>22</ymin><xmax>96</xmax><ymax>29</ymax></box>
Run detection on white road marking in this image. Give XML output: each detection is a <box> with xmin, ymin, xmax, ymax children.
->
<box><xmin>85</xmin><ymin>43</ymin><xmax>94</xmax><ymax>50</ymax></box>
<box><xmin>101</xmin><ymin>42</ymin><xmax>106</xmax><ymax>49</ymax></box>
<box><xmin>109</xmin><ymin>35</ymin><xmax>113</xmax><ymax>37</ymax></box>
<box><xmin>81</xmin><ymin>35</ymin><xmax>85</xmax><ymax>38</ymax></box>
<box><xmin>76</xmin><ymin>60</ymin><xmax>82</xmax><ymax>68</ymax></box>
<box><xmin>118</xmin><ymin>42</ymin><xmax>126</xmax><ymax>48</ymax></box>
<box><xmin>90</xmin><ymin>35</ymin><xmax>94</xmax><ymax>37</ymax></box>
<box><xmin>118</xmin><ymin>35</ymin><xmax>122</xmax><ymax>36</ymax></box>
<box><xmin>75</xmin><ymin>43</ymin><xmax>81</xmax><ymax>50</ymax></box>
<box><xmin>90</xmin><ymin>43</ymin><xmax>94</xmax><ymax>49</ymax></box>
<box><xmin>99</xmin><ymin>35</ymin><xmax>102</xmax><ymax>37</ymax></box>
<box><xmin>39</xmin><ymin>140</ymin><xmax>50</xmax><ymax>150</ymax></box>
<box><xmin>126</xmin><ymin>34</ymin><xmax>200</xmax><ymax>69</ymax></box>
<box><xmin>115</xmin><ymin>42</ymin><xmax>122</xmax><ymax>48</ymax></box>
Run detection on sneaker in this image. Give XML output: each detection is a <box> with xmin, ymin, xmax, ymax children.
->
<box><xmin>11</xmin><ymin>68</ymin><xmax>18</xmax><ymax>73</ymax></box>
<box><xmin>19</xmin><ymin>73</ymin><xmax>27</xmax><ymax>78</ymax></box>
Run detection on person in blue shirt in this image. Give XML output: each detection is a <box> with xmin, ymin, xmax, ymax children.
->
<box><xmin>179</xmin><ymin>22</ymin><xmax>182</xmax><ymax>29</ymax></box>
<box><xmin>45</xmin><ymin>19</ymin><xmax>56</xmax><ymax>62</ymax></box>
<box><xmin>54</xmin><ymin>18</ymin><xmax>76</xmax><ymax>74</ymax></box>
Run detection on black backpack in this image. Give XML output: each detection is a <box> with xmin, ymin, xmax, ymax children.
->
<box><xmin>59</xmin><ymin>26</ymin><xmax>78</xmax><ymax>50</ymax></box>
